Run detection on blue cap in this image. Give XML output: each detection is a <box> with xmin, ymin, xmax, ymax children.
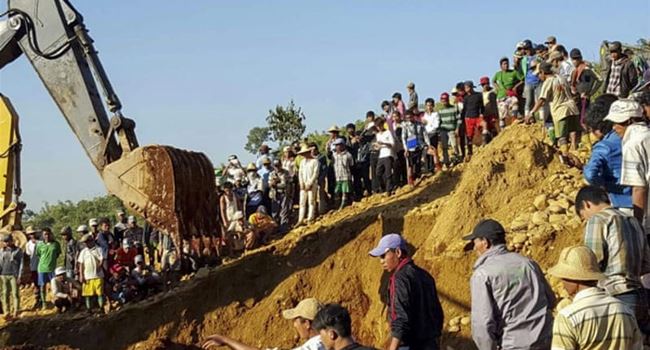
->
<box><xmin>369</xmin><ymin>234</ymin><xmax>406</xmax><ymax>257</ymax></box>
<box><xmin>333</xmin><ymin>138</ymin><xmax>345</xmax><ymax>146</ymax></box>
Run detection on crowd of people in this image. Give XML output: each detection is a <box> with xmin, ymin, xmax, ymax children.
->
<box><xmin>1</xmin><ymin>35</ymin><xmax>650</xmax><ymax>349</ymax></box>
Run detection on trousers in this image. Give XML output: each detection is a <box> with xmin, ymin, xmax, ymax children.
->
<box><xmin>298</xmin><ymin>186</ymin><xmax>317</xmax><ymax>222</ymax></box>
<box><xmin>0</xmin><ymin>275</ymin><xmax>19</xmax><ymax>316</ymax></box>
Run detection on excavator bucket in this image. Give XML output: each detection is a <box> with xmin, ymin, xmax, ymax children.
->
<box><xmin>101</xmin><ymin>145</ymin><xmax>220</xmax><ymax>253</ymax></box>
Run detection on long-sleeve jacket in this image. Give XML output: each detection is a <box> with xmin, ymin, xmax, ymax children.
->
<box><xmin>603</xmin><ymin>56</ymin><xmax>638</xmax><ymax>98</ymax></box>
<box><xmin>298</xmin><ymin>158</ymin><xmax>319</xmax><ymax>189</ymax></box>
<box><xmin>571</xmin><ymin>62</ymin><xmax>602</xmax><ymax>97</ymax></box>
<box><xmin>0</xmin><ymin>246</ymin><xmax>23</xmax><ymax>277</ymax></box>
<box><xmin>388</xmin><ymin>259</ymin><xmax>444</xmax><ymax>347</ymax></box>
<box><xmin>470</xmin><ymin>244</ymin><xmax>555</xmax><ymax>350</ymax></box>
<box><xmin>400</xmin><ymin>121</ymin><xmax>430</xmax><ymax>151</ymax></box>
<box><xmin>462</xmin><ymin>92</ymin><xmax>484</xmax><ymax>118</ymax></box>
<box><xmin>437</xmin><ymin>105</ymin><xmax>461</xmax><ymax>131</ymax></box>
<box><xmin>583</xmin><ymin>131</ymin><xmax>632</xmax><ymax>209</ymax></box>
<box><xmin>64</xmin><ymin>239</ymin><xmax>79</xmax><ymax>273</ymax></box>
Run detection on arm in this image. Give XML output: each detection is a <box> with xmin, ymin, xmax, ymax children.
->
<box><xmin>583</xmin><ymin>217</ymin><xmax>606</xmax><ymax>267</ymax></box>
<box><xmin>202</xmin><ymin>334</ymin><xmax>261</xmax><ymax>350</ymax></box>
<box><xmin>620</xmin><ymin>141</ymin><xmax>648</xmax><ymax>223</ymax></box>
<box><xmin>583</xmin><ymin>143</ymin><xmax>607</xmax><ymax>186</ymax></box>
<box><xmin>632</xmin><ymin>187</ymin><xmax>647</xmax><ymax>223</ymax></box>
<box><xmin>389</xmin><ymin>276</ymin><xmax>411</xmax><ymax>350</ymax></box>
<box><xmin>470</xmin><ymin>273</ymin><xmax>499</xmax><ymax>350</ymax></box>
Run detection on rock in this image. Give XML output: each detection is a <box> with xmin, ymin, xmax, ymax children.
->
<box><xmin>244</xmin><ymin>298</ymin><xmax>255</xmax><ymax>308</ymax></box>
<box><xmin>533</xmin><ymin>194</ymin><xmax>548</xmax><ymax>210</ymax></box>
<box><xmin>514</xmin><ymin>243</ymin><xmax>524</xmax><ymax>249</ymax></box>
<box><xmin>449</xmin><ymin>316</ymin><xmax>461</xmax><ymax>326</ymax></box>
<box><xmin>549</xmin><ymin>214</ymin><xmax>564</xmax><ymax>224</ymax></box>
<box><xmin>512</xmin><ymin>233</ymin><xmax>528</xmax><ymax>244</ymax></box>
<box><xmin>460</xmin><ymin>316</ymin><xmax>471</xmax><ymax>326</ymax></box>
<box><xmin>448</xmin><ymin>325</ymin><xmax>460</xmax><ymax>333</ymax></box>
<box><xmin>562</xmin><ymin>185</ymin><xmax>574</xmax><ymax>194</ymax></box>
<box><xmin>548</xmin><ymin>204</ymin><xmax>565</xmax><ymax>214</ymax></box>
<box><xmin>556</xmin><ymin>198</ymin><xmax>571</xmax><ymax>209</ymax></box>
<box><xmin>510</xmin><ymin>219</ymin><xmax>528</xmax><ymax>231</ymax></box>
<box><xmin>532</xmin><ymin>211</ymin><xmax>549</xmax><ymax>226</ymax></box>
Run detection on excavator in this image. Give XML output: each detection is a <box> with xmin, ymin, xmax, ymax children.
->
<box><xmin>0</xmin><ymin>0</ymin><xmax>220</xmax><ymax>255</ymax></box>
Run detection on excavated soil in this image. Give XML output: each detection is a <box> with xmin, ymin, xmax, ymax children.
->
<box><xmin>0</xmin><ymin>125</ymin><xmax>587</xmax><ymax>350</ymax></box>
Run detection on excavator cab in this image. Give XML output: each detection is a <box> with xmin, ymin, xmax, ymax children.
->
<box><xmin>0</xmin><ymin>0</ymin><xmax>220</xmax><ymax>254</ymax></box>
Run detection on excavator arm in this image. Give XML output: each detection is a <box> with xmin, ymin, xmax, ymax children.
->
<box><xmin>0</xmin><ymin>0</ymin><xmax>220</xmax><ymax>254</ymax></box>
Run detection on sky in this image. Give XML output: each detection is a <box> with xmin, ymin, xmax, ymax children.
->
<box><xmin>0</xmin><ymin>0</ymin><xmax>648</xmax><ymax>209</ymax></box>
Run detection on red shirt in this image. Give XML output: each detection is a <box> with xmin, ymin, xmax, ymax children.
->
<box><xmin>114</xmin><ymin>248</ymin><xmax>137</xmax><ymax>268</ymax></box>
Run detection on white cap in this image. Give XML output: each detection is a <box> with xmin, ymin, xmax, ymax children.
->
<box><xmin>127</xmin><ymin>215</ymin><xmax>136</xmax><ymax>223</ymax></box>
<box><xmin>134</xmin><ymin>255</ymin><xmax>144</xmax><ymax>264</ymax></box>
<box><xmin>122</xmin><ymin>239</ymin><xmax>132</xmax><ymax>248</ymax></box>
<box><xmin>54</xmin><ymin>267</ymin><xmax>66</xmax><ymax>276</ymax></box>
<box><xmin>77</xmin><ymin>225</ymin><xmax>89</xmax><ymax>233</ymax></box>
<box><xmin>604</xmin><ymin>99</ymin><xmax>643</xmax><ymax>123</ymax></box>
<box><xmin>88</xmin><ymin>218</ymin><xmax>98</xmax><ymax>226</ymax></box>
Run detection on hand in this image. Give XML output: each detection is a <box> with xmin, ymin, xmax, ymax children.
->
<box><xmin>202</xmin><ymin>335</ymin><xmax>226</xmax><ymax>349</ymax></box>
<box><xmin>404</xmin><ymin>150</ymin><xmax>410</xmax><ymax>157</ymax></box>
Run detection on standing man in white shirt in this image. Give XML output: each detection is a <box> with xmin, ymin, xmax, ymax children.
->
<box><xmin>373</xmin><ymin>117</ymin><xmax>395</xmax><ymax>194</ymax></box>
<box><xmin>422</xmin><ymin>98</ymin><xmax>441</xmax><ymax>173</ymax></box>
<box><xmin>297</xmin><ymin>145</ymin><xmax>320</xmax><ymax>225</ymax></box>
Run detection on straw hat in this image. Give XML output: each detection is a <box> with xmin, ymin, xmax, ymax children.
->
<box><xmin>327</xmin><ymin>125</ymin><xmax>340</xmax><ymax>133</ymax></box>
<box><xmin>246</xmin><ymin>163</ymin><xmax>257</xmax><ymax>171</ymax></box>
<box><xmin>548</xmin><ymin>246</ymin><xmax>605</xmax><ymax>281</ymax></box>
<box><xmin>297</xmin><ymin>144</ymin><xmax>313</xmax><ymax>155</ymax></box>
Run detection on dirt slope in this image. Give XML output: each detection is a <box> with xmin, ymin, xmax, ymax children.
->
<box><xmin>0</xmin><ymin>124</ymin><xmax>587</xmax><ymax>350</ymax></box>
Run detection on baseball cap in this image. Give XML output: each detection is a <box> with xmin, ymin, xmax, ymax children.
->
<box><xmin>463</xmin><ymin>219</ymin><xmax>506</xmax><ymax>250</ymax></box>
<box><xmin>440</xmin><ymin>92</ymin><xmax>450</xmax><ymax>100</ymax></box>
<box><xmin>522</xmin><ymin>39</ymin><xmax>533</xmax><ymax>49</ymax></box>
<box><xmin>79</xmin><ymin>233</ymin><xmax>93</xmax><ymax>243</ymax></box>
<box><xmin>60</xmin><ymin>226</ymin><xmax>72</xmax><ymax>235</ymax></box>
<box><xmin>479</xmin><ymin>76</ymin><xmax>490</xmax><ymax>85</ymax></box>
<box><xmin>134</xmin><ymin>255</ymin><xmax>144</xmax><ymax>264</ymax></box>
<box><xmin>332</xmin><ymin>138</ymin><xmax>345</xmax><ymax>146</ymax></box>
<box><xmin>369</xmin><ymin>233</ymin><xmax>407</xmax><ymax>257</ymax></box>
<box><xmin>77</xmin><ymin>225</ymin><xmax>89</xmax><ymax>233</ymax></box>
<box><xmin>127</xmin><ymin>215</ymin><xmax>136</xmax><ymax>224</ymax></box>
<box><xmin>54</xmin><ymin>267</ymin><xmax>67</xmax><ymax>276</ymax></box>
<box><xmin>281</xmin><ymin>298</ymin><xmax>323</xmax><ymax>321</ymax></box>
<box><xmin>89</xmin><ymin>218</ymin><xmax>98</xmax><ymax>227</ymax></box>
<box><xmin>604</xmin><ymin>100</ymin><xmax>643</xmax><ymax>123</ymax></box>
<box><xmin>122</xmin><ymin>239</ymin><xmax>132</xmax><ymax>248</ymax></box>
<box><xmin>463</xmin><ymin>80</ymin><xmax>475</xmax><ymax>88</ymax></box>
<box><xmin>406</xmin><ymin>82</ymin><xmax>415</xmax><ymax>89</ymax></box>
<box><xmin>569</xmin><ymin>48</ymin><xmax>582</xmax><ymax>60</ymax></box>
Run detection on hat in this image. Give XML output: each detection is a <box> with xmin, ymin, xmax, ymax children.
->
<box><xmin>463</xmin><ymin>219</ymin><xmax>506</xmax><ymax>249</ymax></box>
<box><xmin>545</xmin><ymin>35</ymin><xmax>557</xmax><ymax>44</ymax></box>
<box><xmin>547</xmin><ymin>50</ymin><xmax>563</xmax><ymax>62</ymax></box>
<box><xmin>281</xmin><ymin>298</ymin><xmax>323</xmax><ymax>321</ymax></box>
<box><xmin>227</xmin><ymin>154</ymin><xmax>238</xmax><ymax>161</ymax></box>
<box><xmin>479</xmin><ymin>76</ymin><xmax>490</xmax><ymax>86</ymax></box>
<box><xmin>0</xmin><ymin>233</ymin><xmax>10</xmax><ymax>242</ymax></box>
<box><xmin>327</xmin><ymin>125</ymin><xmax>340</xmax><ymax>133</ymax></box>
<box><xmin>535</xmin><ymin>44</ymin><xmax>547</xmax><ymax>51</ymax></box>
<box><xmin>127</xmin><ymin>215</ymin><xmax>136</xmax><ymax>223</ymax></box>
<box><xmin>538</xmin><ymin>62</ymin><xmax>553</xmax><ymax>75</ymax></box>
<box><xmin>77</xmin><ymin>225</ymin><xmax>89</xmax><ymax>233</ymax></box>
<box><xmin>297</xmin><ymin>144</ymin><xmax>313</xmax><ymax>155</ymax></box>
<box><xmin>79</xmin><ymin>233</ymin><xmax>93</xmax><ymax>243</ymax></box>
<box><xmin>522</xmin><ymin>39</ymin><xmax>533</xmax><ymax>49</ymax></box>
<box><xmin>604</xmin><ymin>99</ymin><xmax>643</xmax><ymax>123</ymax></box>
<box><xmin>122</xmin><ymin>239</ymin><xmax>132</xmax><ymax>248</ymax></box>
<box><xmin>332</xmin><ymin>138</ymin><xmax>345</xmax><ymax>146</ymax></box>
<box><xmin>117</xmin><ymin>210</ymin><xmax>125</xmax><ymax>216</ymax></box>
<box><xmin>89</xmin><ymin>218</ymin><xmax>98</xmax><ymax>227</ymax></box>
<box><xmin>451</xmin><ymin>87</ymin><xmax>459</xmax><ymax>95</ymax></box>
<box><xmin>232</xmin><ymin>211</ymin><xmax>244</xmax><ymax>221</ymax></box>
<box><xmin>262</xmin><ymin>157</ymin><xmax>271</xmax><ymax>165</ymax></box>
<box><xmin>440</xmin><ymin>92</ymin><xmax>450</xmax><ymax>100</ymax></box>
<box><xmin>54</xmin><ymin>267</ymin><xmax>66</xmax><ymax>276</ymax></box>
<box><xmin>515</xmin><ymin>41</ymin><xmax>525</xmax><ymax>49</ymax></box>
<box><xmin>609</xmin><ymin>41</ymin><xmax>622</xmax><ymax>53</ymax></box>
<box><xmin>369</xmin><ymin>233</ymin><xmax>407</xmax><ymax>257</ymax></box>
<box><xmin>406</xmin><ymin>81</ymin><xmax>415</xmax><ymax>89</ymax></box>
<box><xmin>25</xmin><ymin>226</ymin><xmax>38</xmax><ymax>235</ymax></box>
<box><xmin>548</xmin><ymin>246</ymin><xmax>605</xmax><ymax>281</ymax></box>
<box><xmin>110</xmin><ymin>264</ymin><xmax>124</xmax><ymax>274</ymax></box>
<box><xmin>463</xmin><ymin>80</ymin><xmax>475</xmax><ymax>88</ymax></box>
<box><xmin>246</xmin><ymin>163</ymin><xmax>257</xmax><ymax>171</ymax></box>
<box><xmin>134</xmin><ymin>255</ymin><xmax>144</xmax><ymax>264</ymax></box>
<box><xmin>60</xmin><ymin>226</ymin><xmax>72</xmax><ymax>235</ymax></box>
<box><xmin>569</xmin><ymin>48</ymin><xmax>582</xmax><ymax>60</ymax></box>
<box><xmin>259</xmin><ymin>144</ymin><xmax>270</xmax><ymax>151</ymax></box>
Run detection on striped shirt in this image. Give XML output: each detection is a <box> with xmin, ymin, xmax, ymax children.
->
<box><xmin>583</xmin><ymin>207</ymin><xmax>650</xmax><ymax>295</ymax></box>
<box><xmin>552</xmin><ymin>287</ymin><xmax>641</xmax><ymax>350</ymax></box>
<box><xmin>437</xmin><ymin>105</ymin><xmax>461</xmax><ymax>131</ymax></box>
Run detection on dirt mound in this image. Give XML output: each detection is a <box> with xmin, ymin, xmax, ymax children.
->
<box><xmin>0</xmin><ymin>125</ymin><xmax>586</xmax><ymax>350</ymax></box>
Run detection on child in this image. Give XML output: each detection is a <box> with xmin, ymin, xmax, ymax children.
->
<box><xmin>332</xmin><ymin>138</ymin><xmax>354</xmax><ymax>209</ymax></box>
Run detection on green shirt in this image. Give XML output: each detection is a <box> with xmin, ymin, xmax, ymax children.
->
<box><xmin>493</xmin><ymin>70</ymin><xmax>521</xmax><ymax>99</ymax></box>
<box><xmin>36</xmin><ymin>241</ymin><xmax>61</xmax><ymax>273</ymax></box>
<box><xmin>436</xmin><ymin>104</ymin><xmax>461</xmax><ymax>131</ymax></box>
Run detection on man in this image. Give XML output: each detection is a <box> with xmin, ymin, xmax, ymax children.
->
<box><xmin>61</xmin><ymin>226</ymin><xmax>79</xmax><ymax>279</ymax></box>
<box><xmin>406</xmin><ymin>82</ymin><xmax>418</xmax><ymax>113</ymax></box>
<box><xmin>24</xmin><ymin>226</ymin><xmax>41</xmax><ymax>309</ymax></box>
<box><xmin>36</xmin><ymin>227</ymin><xmax>61</xmax><ymax>310</ymax></box>
<box><xmin>50</xmin><ymin>266</ymin><xmax>80</xmax><ymax>313</ymax></box>
<box><xmin>269</xmin><ymin>159</ymin><xmax>292</xmax><ymax>232</ymax></box>
<box><xmin>548</xmin><ymin>50</ymin><xmax>573</xmax><ymax>82</ymax></box>
<box><xmin>246</xmin><ymin>163</ymin><xmax>265</xmax><ymax>214</ymax></box>
<box><xmin>464</xmin><ymin>219</ymin><xmax>555</xmax><ymax>349</ymax></box>
<box><xmin>77</xmin><ymin>233</ymin><xmax>104</xmax><ymax>312</ymax></box>
<box><xmin>392</xmin><ymin>93</ymin><xmax>405</xmax><ymax>119</ymax></box>
<box><xmin>224</xmin><ymin>155</ymin><xmax>247</xmax><ymax>184</ymax></box>
<box><xmin>114</xmin><ymin>210</ymin><xmax>127</xmax><ymax>243</ymax></box>
<box><xmin>88</xmin><ymin>218</ymin><xmax>99</xmax><ymax>236</ymax></box>
<box><xmin>461</xmin><ymin>81</ymin><xmax>485</xmax><ymax>160</ymax></box>
<box><xmin>349</xmin><ymin>121</ymin><xmax>373</xmax><ymax>198</ymax></box>
<box><xmin>256</xmin><ymin>144</ymin><xmax>273</xmax><ymax>169</ymax></box>
<box><xmin>313</xmin><ymin>304</ymin><xmax>377</xmax><ymax>350</ymax></box>
<box><xmin>583</xmin><ymin>95</ymin><xmax>632</xmax><ymax>213</ymax></box>
<box><xmin>605</xmin><ymin>99</ymin><xmax>650</xmax><ymax>232</ymax></box>
<box><xmin>451</xmin><ymin>82</ymin><xmax>467</xmax><ymax>162</ymax></box>
<box><xmin>437</xmin><ymin>93</ymin><xmax>461</xmax><ymax>168</ymax></box>
<box><xmin>369</xmin><ymin>234</ymin><xmax>443</xmax><ymax>350</ymax></box>
<box><xmin>131</xmin><ymin>254</ymin><xmax>162</xmax><ymax>297</ymax></box>
<box><xmin>527</xmin><ymin>62</ymin><xmax>580</xmax><ymax>162</ymax></box>
<box><xmin>326</xmin><ymin>126</ymin><xmax>343</xmax><ymax>198</ymax></box>
<box><xmin>366</xmin><ymin>111</ymin><xmax>380</xmax><ymax>194</ymax></box>
<box><xmin>297</xmin><ymin>144</ymin><xmax>319</xmax><ymax>225</ymax></box>
<box><xmin>391</xmin><ymin>111</ymin><xmax>407</xmax><ymax>187</ymax></box>
<box><xmin>124</xmin><ymin>215</ymin><xmax>145</xmax><ymax>256</ymax></box>
<box><xmin>203</xmin><ymin>298</ymin><xmax>325</xmax><ymax>350</ymax></box>
<box><xmin>493</xmin><ymin>57</ymin><xmax>523</xmax><ymax>126</ymax></box>
<box><xmin>549</xmin><ymin>245</ymin><xmax>642</xmax><ymax>349</ymax></box>
<box><xmin>0</xmin><ymin>233</ymin><xmax>22</xmax><ymax>320</ymax></box>
<box><xmin>603</xmin><ymin>41</ymin><xmax>638</xmax><ymax>98</ymax></box>
<box><xmin>401</xmin><ymin>110</ymin><xmax>429</xmax><ymax>181</ymax></box>
<box><xmin>96</xmin><ymin>217</ymin><xmax>114</xmax><ymax>271</ymax></box>
<box><xmin>521</xmin><ymin>40</ymin><xmax>542</xmax><ymax>117</ymax></box>
<box><xmin>258</xmin><ymin>157</ymin><xmax>273</xmax><ymax>209</ymax></box>
<box><xmin>479</xmin><ymin>76</ymin><xmax>498</xmax><ymax>137</ymax></box>
<box><xmin>545</xmin><ymin>35</ymin><xmax>558</xmax><ymax>52</ymax></box>
<box><xmin>575</xmin><ymin>185</ymin><xmax>650</xmax><ymax>331</ymax></box>
<box><xmin>421</xmin><ymin>97</ymin><xmax>441</xmax><ymax>172</ymax></box>
<box><xmin>114</xmin><ymin>239</ymin><xmax>138</xmax><ymax>270</ymax></box>
<box><xmin>373</xmin><ymin>117</ymin><xmax>395</xmax><ymax>194</ymax></box>
<box><xmin>345</xmin><ymin>123</ymin><xmax>360</xmax><ymax>198</ymax></box>
<box><xmin>332</xmin><ymin>139</ymin><xmax>354</xmax><ymax>209</ymax></box>
<box><xmin>570</xmin><ymin>48</ymin><xmax>603</xmax><ymax>127</ymax></box>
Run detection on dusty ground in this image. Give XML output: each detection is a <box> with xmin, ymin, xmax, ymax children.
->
<box><xmin>0</xmin><ymin>124</ymin><xmax>589</xmax><ymax>350</ymax></box>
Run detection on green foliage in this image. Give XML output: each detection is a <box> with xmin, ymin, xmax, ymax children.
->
<box><xmin>24</xmin><ymin>195</ymin><xmax>125</xmax><ymax>235</ymax></box>
<box><xmin>266</xmin><ymin>100</ymin><xmax>307</xmax><ymax>144</ymax></box>
<box><xmin>244</xmin><ymin>126</ymin><xmax>270</xmax><ymax>155</ymax></box>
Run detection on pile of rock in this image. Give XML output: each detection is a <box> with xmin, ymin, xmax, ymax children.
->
<box><xmin>447</xmin><ymin>314</ymin><xmax>471</xmax><ymax>333</ymax></box>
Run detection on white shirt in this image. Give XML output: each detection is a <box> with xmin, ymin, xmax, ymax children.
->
<box><xmin>268</xmin><ymin>335</ymin><xmax>324</xmax><ymax>350</ymax></box>
<box><xmin>422</xmin><ymin>111</ymin><xmax>441</xmax><ymax>134</ymax></box>
<box><xmin>25</xmin><ymin>239</ymin><xmax>41</xmax><ymax>271</ymax></box>
<box><xmin>298</xmin><ymin>158</ymin><xmax>319</xmax><ymax>189</ymax></box>
<box><xmin>77</xmin><ymin>246</ymin><xmax>104</xmax><ymax>280</ymax></box>
<box><xmin>376</xmin><ymin>130</ymin><xmax>395</xmax><ymax>159</ymax></box>
<box><xmin>559</xmin><ymin>60</ymin><xmax>574</xmax><ymax>82</ymax></box>
<box><xmin>620</xmin><ymin>123</ymin><xmax>650</xmax><ymax>233</ymax></box>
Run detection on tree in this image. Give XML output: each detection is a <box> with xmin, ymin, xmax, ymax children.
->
<box><xmin>244</xmin><ymin>126</ymin><xmax>270</xmax><ymax>155</ymax></box>
<box><xmin>266</xmin><ymin>100</ymin><xmax>306</xmax><ymax>144</ymax></box>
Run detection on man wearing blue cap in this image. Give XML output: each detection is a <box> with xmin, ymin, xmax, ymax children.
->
<box><xmin>369</xmin><ymin>234</ymin><xmax>443</xmax><ymax>350</ymax></box>
<box><xmin>464</xmin><ymin>219</ymin><xmax>555</xmax><ymax>350</ymax></box>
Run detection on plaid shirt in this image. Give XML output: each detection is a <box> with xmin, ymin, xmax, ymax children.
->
<box><xmin>584</xmin><ymin>207</ymin><xmax>650</xmax><ymax>295</ymax></box>
<box><xmin>552</xmin><ymin>287</ymin><xmax>641</xmax><ymax>350</ymax></box>
<box><xmin>332</xmin><ymin>151</ymin><xmax>354</xmax><ymax>181</ymax></box>
<box><xmin>605</xmin><ymin>58</ymin><xmax>623</xmax><ymax>96</ymax></box>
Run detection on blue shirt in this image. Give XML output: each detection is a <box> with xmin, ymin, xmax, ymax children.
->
<box><xmin>584</xmin><ymin>131</ymin><xmax>632</xmax><ymax>208</ymax></box>
<box><xmin>524</xmin><ymin>55</ymin><xmax>540</xmax><ymax>85</ymax></box>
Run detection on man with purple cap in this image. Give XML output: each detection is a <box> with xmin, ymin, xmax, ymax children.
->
<box><xmin>369</xmin><ymin>234</ymin><xmax>443</xmax><ymax>350</ymax></box>
<box><xmin>464</xmin><ymin>219</ymin><xmax>555</xmax><ymax>350</ymax></box>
